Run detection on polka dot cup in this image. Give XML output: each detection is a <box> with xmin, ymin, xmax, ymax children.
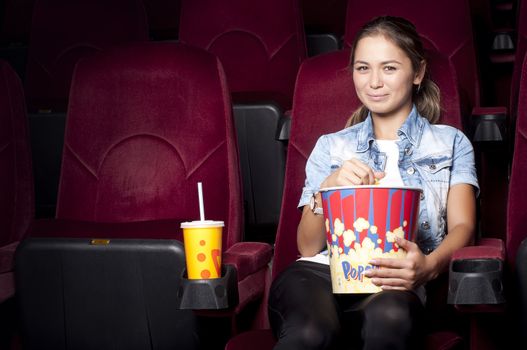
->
<box><xmin>181</xmin><ymin>220</ymin><xmax>224</xmax><ymax>279</ymax></box>
<box><xmin>320</xmin><ymin>186</ymin><xmax>421</xmax><ymax>294</ymax></box>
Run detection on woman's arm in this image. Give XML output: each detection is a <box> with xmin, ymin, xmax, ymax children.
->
<box><xmin>297</xmin><ymin>159</ymin><xmax>385</xmax><ymax>257</ymax></box>
<box><xmin>365</xmin><ymin>183</ymin><xmax>476</xmax><ymax>289</ymax></box>
<box><xmin>426</xmin><ymin>183</ymin><xmax>476</xmax><ymax>276</ymax></box>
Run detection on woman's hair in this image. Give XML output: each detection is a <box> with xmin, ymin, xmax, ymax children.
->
<box><xmin>346</xmin><ymin>16</ymin><xmax>441</xmax><ymax>127</ymax></box>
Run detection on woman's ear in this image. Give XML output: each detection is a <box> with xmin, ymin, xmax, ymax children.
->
<box><xmin>413</xmin><ymin>60</ymin><xmax>426</xmax><ymax>85</ymax></box>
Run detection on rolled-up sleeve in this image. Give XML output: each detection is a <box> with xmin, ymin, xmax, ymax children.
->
<box><xmin>450</xmin><ymin>130</ymin><xmax>480</xmax><ymax>196</ymax></box>
<box><xmin>298</xmin><ymin>135</ymin><xmax>333</xmax><ymax>208</ymax></box>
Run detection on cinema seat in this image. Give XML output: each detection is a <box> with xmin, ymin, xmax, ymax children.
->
<box><xmin>0</xmin><ymin>59</ymin><xmax>33</xmax><ymax>350</ymax></box>
<box><xmin>225</xmin><ymin>46</ymin><xmax>505</xmax><ymax>350</ymax></box>
<box><xmin>16</xmin><ymin>42</ymin><xmax>272</xmax><ymax>349</ymax></box>
<box><xmin>511</xmin><ymin>50</ymin><xmax>527</xmax><ymax>346</ymax></box>
<box><xmin>179</xmin><ymin>0</ymin><xmax>307</xmax><ymax>241</ymax></box>
<box><xmin>0</xmin><ymin>59</ymin><xmax>33</xmax><ymax>304</ymax></box>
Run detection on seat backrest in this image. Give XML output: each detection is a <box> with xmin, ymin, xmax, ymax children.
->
<box><xmin>272</xmin><ymin>48</ymin><xmax>462</xmax><ymax>277</ymax></box>
<box><xmin>0</xmin><ymin>59</ymin><xmax>33</xmax><ymax>247</ymax></box>
<box><xmin>55</xmin><ymin>42</ymin><xmax>243</xmax><ymax>250</ymax></box>
<box><xmin>24</xmin><ymin>0</ymin><xmax>148</xmax><ymax>112</ymax></box>
<box><xmin>509</xmin><ymin>0</ymin><xmax>527</xmax><ymax>133</ymax></box>
<box><xmin>178</xmin><ymin>0</ymin><xmax>306</xmax><ymax>109</ymax></box>
<box><xmin>344</xmin><ymin>0</ymin><xmax>480</xmax><ymax>117</ymax></box>
<box><xmin>507</xmin><ymin>49</ymin><xmax>527</xmax><ymax>270</ymax></box>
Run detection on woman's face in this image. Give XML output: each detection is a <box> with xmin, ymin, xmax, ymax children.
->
<box><xmin>352</xmin><ymin>34</ymin><xmax>424</xmax><ymax>121</ymax></box>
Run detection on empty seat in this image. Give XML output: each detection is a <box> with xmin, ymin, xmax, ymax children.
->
<box><xmin>179</xmin><ymin>0</ymin><xmax>306</xmax><ymax>109</ymax></box>
<box><xmin>19</xmin><ymin>42</ymin><xmax>272</xmax><ymax>348</ymax></box>
<box><xmin>511</xmin><ymin>49</ymin><xmax>527</xmax><ymax>345</ymax></box>
<box><xmin>0</xmin><ymin>59</ymin><xmax>33</xmax><ymax>304</ymax></box>
<box><xmin>24</xmin><ymin>0</ymin><xmax>149</xmax><ymax>113</ymax></box>
<box><xmin>0</xmin><ymin>58</ymin><xmax>33</xmax><ymax>350</ymax></box>
<box><xmin>179</xmin><ymin>0</ymin><xmax>307</xmax><ymax>241</ymax></box>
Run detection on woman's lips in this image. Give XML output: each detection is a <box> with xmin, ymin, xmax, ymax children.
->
<box><xmin>366</xmin><ymin>93</ymin><xmax>388</xmax><ymax>102</ymax></box>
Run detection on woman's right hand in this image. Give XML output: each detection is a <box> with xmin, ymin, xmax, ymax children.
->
<box><xmin>321</xmin><ymin>158</ymin><xmax>385</xmax><ymax>187</ymax></box>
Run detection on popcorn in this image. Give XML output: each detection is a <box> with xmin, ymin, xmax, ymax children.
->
<box><xmin>343</xmin><ymin>229</ymin><xmax>356</xmax><ymax>247</ymax></box>
<box><xmin>334</xmin><ymin>218</ymin><xmax>345</xmax><ymax>236</ymax></box>
<box><xmin>353</xmin><ymin>217</ymin><xmax>370</xmax><ymax>232</ymax></box>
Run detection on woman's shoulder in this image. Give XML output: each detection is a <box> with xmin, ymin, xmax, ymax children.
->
<box><xmin>421</xmin><ymin>120</ymin><xmax>472</xmax><ymax>149</ymax></box>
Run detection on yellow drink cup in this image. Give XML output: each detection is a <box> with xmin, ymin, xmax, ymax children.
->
<box><xmin>181</xmin><ymin>220</ymin><xmax>224</xmax><ymax>279</ymax></box>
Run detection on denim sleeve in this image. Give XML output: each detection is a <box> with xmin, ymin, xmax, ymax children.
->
<box><xmin>298</xmin><ymin>135</ymin><xmax>332</xmax><ymax>208</ymax></box>
<box><xmin>450</xmin><ymin>130</ymin><xmax>480</xmax><ymax>196</ymax></box>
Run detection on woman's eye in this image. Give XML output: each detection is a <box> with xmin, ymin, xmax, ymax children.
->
<box><xmin>355</xmin><ymin>65</ymin><xmax>368</xmax><ymax>71</ymax></box>
<box><xmin>384</xmin><ymin>66</ymin><xmax>397</xmax><ymax>71</ymax></box>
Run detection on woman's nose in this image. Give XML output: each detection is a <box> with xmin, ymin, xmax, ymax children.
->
<box><xmin>369</xmin><ymin>70</ymin><xmax>383</xmax><ymax>89</ymax></box>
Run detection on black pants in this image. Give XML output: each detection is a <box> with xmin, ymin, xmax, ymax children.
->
<box><xmin>268</xmin><ymin>261</ymin><xmax>425</xmax><ymax>350</ymax></box>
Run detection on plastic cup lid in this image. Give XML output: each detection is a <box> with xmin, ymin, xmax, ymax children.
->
<box><xmin>180</xmin><ymin>220</ymin><xmax>225</xmax><ymax>228</ymax></box>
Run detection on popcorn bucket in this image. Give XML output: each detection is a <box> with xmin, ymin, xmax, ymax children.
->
<box><xmin>320</xmin><ymin>186</ymin><xmax>422</xmax><ymax>293</ymax></box>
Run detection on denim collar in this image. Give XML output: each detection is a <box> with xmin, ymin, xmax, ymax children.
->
<box><xmin>356</xmin><ymin>105</ymin><xmax>424</xmax><ymax>152</ymax></box>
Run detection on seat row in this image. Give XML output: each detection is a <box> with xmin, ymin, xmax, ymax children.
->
<box><xmin>2</xmin><ymin>33</ymin><xmax>527</xmax><ymax>348</ymax></box>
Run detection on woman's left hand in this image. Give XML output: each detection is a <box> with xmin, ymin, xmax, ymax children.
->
<box><xmin>364</xmin><ymin>236</ymin><xmax>438</xmax><ymax>290</ymax></box>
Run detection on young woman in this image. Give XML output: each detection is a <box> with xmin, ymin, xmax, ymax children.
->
<box><xmin>268</xmin><ymin>16</ymin><xmax>478</xmax><ymax>350</ymax></box>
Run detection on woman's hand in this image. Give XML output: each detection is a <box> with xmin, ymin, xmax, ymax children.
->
<box><xmin>321</xmin><ymin>158</ymin><xmax>385</xmax><ymax>187</ymax></box>
<box><xmin>364</xmin><ymin>236</ymin><xmax>439</xmax><ymax>290</ymax></box>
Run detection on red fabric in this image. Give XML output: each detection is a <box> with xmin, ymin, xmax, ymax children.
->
<box><xmin>225</xmin><ymin>329</ymin><xmax>463</xmax><ymax>350</ymax></box>
<box><xmin>451</xmin><ymin>238</ymin><xmax>505</xmax><ymax>261</ymax></box>
<box><xmin>272</xmin><ymin>49</ymin><xmax>463</xmax><ymax>277</ymax></box>
<box><xmin>0</xmin><ymin>60</ymin><xmax>34</xmax><ymax>247</ymax></box>
<box><xmin>223</xmin><ymin>242</ymin><xmax>273</xmax><ymax>281</ymax></box>
<box><xmin>344</xmin><ymin>0</ymin><xmax>480</xmax><ymax>117</ymax></box>
<box><xmin>179</xmin><ymin>0</ymin><xmax>307</xmax><ymax>109</ymax></box>
<box><xmin>509</xmin><ymin>0</ymin><xmax>527</xmax><ymax>130</ymax></box>
<box><xmin>29</xmin><ymin>219</ymin><xmax>184</xmax><ymax>241</ymax></box>
<box><xmin>0</xmin><ymin>241</ymin><xmax>18</xmax><ymax>274</ymax></box>
<box><xmin>225</xmin><ymin>330</ymin><xmax>276</xmax><ymax>350</ymax></box>
<box><xmin>24</xmin><ymin>0</ymin><xmax>149</xmax><ymax>112</ymax></box>
<box><xmin>472</xmin><ymin>106</ymin><xmax>507</xmax><ymax>116</ymax></box>
<box><xmin>507</xmin><ymin>52</ymin><xmax>527</xmax><ymax>270</ymax></box>
<box><xmin>54</xmin><ymin>42</ymin><xmax>243</xmax><ymax>250</ymax></box>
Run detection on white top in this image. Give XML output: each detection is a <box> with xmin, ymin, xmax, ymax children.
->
<box><xmin>375</xmin><ymin>139</ymin><xmax>404</xmax><ymax>187</ymax></box>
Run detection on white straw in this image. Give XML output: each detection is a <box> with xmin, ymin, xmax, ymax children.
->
<box><xmin>198</xmin><ymin>182</ymin><xmax>205</xmax><ymax>221</ymax></box>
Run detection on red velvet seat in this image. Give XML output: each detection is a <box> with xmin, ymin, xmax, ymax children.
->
<box><xmin>0</xmin><ymin>59</ymin><xmax>33</xmax><ymax>304</ymax></box>
<box><xmin>179</xmin><ymin>0</ymin><xmax>306</xmax><ymax>109</ymax></box>
<box><xmin>24</xmin><ymin>0</ymin><xmax>149</xmax><ymax>113</ymax></box>
<box><xmin>179</xmin><ymin>0</ymin><xmax>308</xmax><ymax>241</ymax></box>
<box><xmin>512</xmin><ymin>48</ymin><xmax>527</xmax><ymax>346</ymax></box>
<box><xmin>344</xmin><ymin>0</ymin><xmax>481</xmax><ymax>116</ymax></box>
<box><xmin>22</xmin><ymin>42</ymin><xmax>272</xmax><ymax>347</ymax></box>
<box><xmin>225</xmin><ymin>44</ymin><xmax>507</xmax><ymax>349</ymax></box>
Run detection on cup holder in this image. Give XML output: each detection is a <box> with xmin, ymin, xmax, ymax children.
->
<box><xmin>176</xmin><ymin>264</ymin><xmax>238</xmax><ymax>310</ymax></box>
<box><xmin>448</xmin><ymin>258</ymin><xmax>504</xmax><ymax>305</ymax></box>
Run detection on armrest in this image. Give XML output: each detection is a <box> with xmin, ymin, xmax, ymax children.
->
<box><xmin>223</xmin><ymin>241</ymin><xmax>273</xmax><ymax>281</ymax></box>
<box><xmin>276</xmin><ymin>111</ymin><xmax>291</xmax><ymax>141</ymax></box>
<box><xmin>470</xmin><ymin>107</ymin><xmax>507</xmax><ymax>142</ymax></box>
<box><xmin>448</xmin><ymin>238</ymin><xmax>505</xmax><ymax>306</ymax></box>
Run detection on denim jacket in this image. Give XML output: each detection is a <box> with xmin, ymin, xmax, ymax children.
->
<box><xmin>299</xmin><ymin>106</ymin><xmax>479</xmax><ymax>253</ymax></box>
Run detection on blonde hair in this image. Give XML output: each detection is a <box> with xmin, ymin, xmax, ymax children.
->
<box><xmin>345</xmin><ymin>16</ymin><xmax>441</xmax><ymax>128</ymax></box>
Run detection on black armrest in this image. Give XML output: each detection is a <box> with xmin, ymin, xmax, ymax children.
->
<box><xmin>470</xmin><ymin>106</ymin><xmax>507</xmax><ymax>143</ymax></box>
